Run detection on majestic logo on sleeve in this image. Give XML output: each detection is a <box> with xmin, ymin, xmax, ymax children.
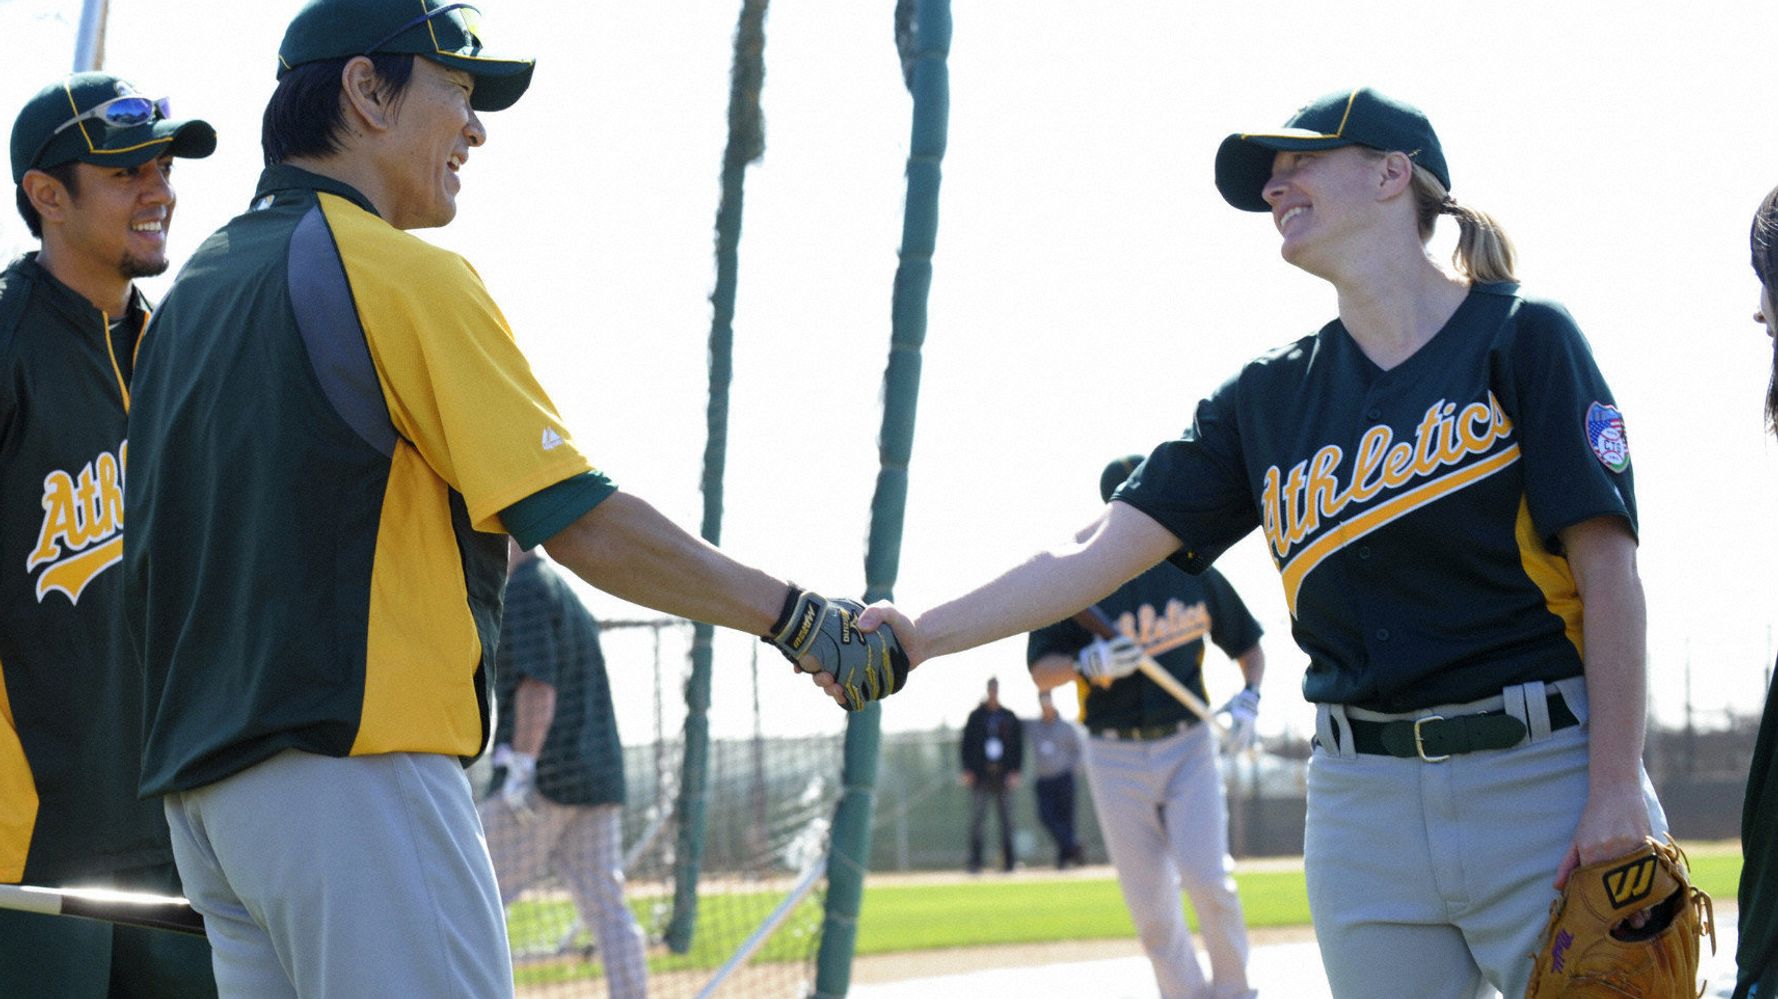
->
<box><xmin>1262</xmin><ymin>395</ymin><xmax>1518</xmax><ymax>615</ymax></box>
<box><xmin>1584</xmin><ymin>401</ymin><xmax>1629</xmax><ymax>473</ymax></box>
<box><xmin>27</xmin><ymin>444</ymin><xmax>126</xmax><ymax>605</ymax></box>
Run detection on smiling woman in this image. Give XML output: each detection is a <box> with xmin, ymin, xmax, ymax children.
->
<box><xmin>844</xmin><ymin>84</ymin><xmax>1678</xmax><ymax>999</ymax></box>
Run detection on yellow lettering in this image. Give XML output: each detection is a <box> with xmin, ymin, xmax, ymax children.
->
<box><xmin>73</xmin><ymin>462</ymin><xmax>101</xmax><ymax>548</ymax></box>
<box><xmin>1305</xmin><ymin>445</ymin><xmax>1344</xmax><ymax>531</ymax></box>
<box><xmin>1492</xmin><ymin>393</ymin><xmax>1514</xmax><ymax>435</ymax></box>
<box><xmin>27</xmin><ymin>448</ymin><xmax>127</xmax><ymax>574</ymax></box>
<box><xmin>1382</xmin><ymin>442</ymin><xmax>1416</xmax><ymax>488</ymax></box>
<box><xmin>1137</xmin><ymin>603</ymin><xmax>1158</xmax><ymax>645</ymax></box>
<box><xmin>1115</xmin><ymin>610</ymin><xmax>1138</xmax><ymax>644</ymax></box>
<box><xmin>95</xmin><ymin>452</ymin><xmax>123</xmax><ymax>536</ymax></box>
<box><xmin>1261</xmin><ymin>466</ymin><xmax>1286</xmax><ymax>559</ymax></box>
<box><xmin>1412</xmin><ymin>402</ymin><xmax>1446</xmax><ymax>475</ymax></box>
<box><xmin>1256</xmin><ymin>392</ymin><xmax>1515</xmax><ymax>563</ymax></box>
<box><xmin>1347</xmin><ymin>425</ymin><xmax>1392</xmax><ymax>504</ymax></box>
<box><xmin>28</xmin><ymin>471</ymin><xmax>78</xmax><ymax>570</ymax></box>
<box><xmin>1458</xmin><ymin>400</ymin><xmax>1494</xmax><ymax>453</ymax></box>
<box><xmin>1281</xmin><ymin>462</ymin><xmax>1310</xmax><ymax>546</ymax></box>
<box><xmin>1436</xmin><ymin>401</ymin><xmax>1465</xmax><ymax>464</ymax></box>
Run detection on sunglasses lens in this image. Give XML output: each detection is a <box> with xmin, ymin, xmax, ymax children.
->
<box><xmin>99</xmin><ymin>97</ymin><xmax>158</xmax><ymax>127</ymax></box>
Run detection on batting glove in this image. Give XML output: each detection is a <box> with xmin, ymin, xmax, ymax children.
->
<box><xmin>1075</xmin><ymin>635</ymin><xmax>1143</xmax><ymax>682</ymax></box>
<box><xmin>765</xmin><ymin>587</ymin><xmax>910</xmax><ymax>711</ymax></box>
<box><xmin>495</xmin><ymin>746</ymin><xmax>539</xmax><ymax>821</ymax></box>
<box><xmin>1218</xmin><ymin>685</ymin><xmax>1261</xmax><ymax>753</ymax></box>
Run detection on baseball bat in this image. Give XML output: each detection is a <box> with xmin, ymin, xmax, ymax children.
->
<box><xmin>0</xmin><ymin>883</ymin><xmax>206</xmax><ymax>936</ymax></box>
<box><xmin>1070</xmin><ymin>605</ymin><xmax>1229</xmax><ymax>740</ymax></box>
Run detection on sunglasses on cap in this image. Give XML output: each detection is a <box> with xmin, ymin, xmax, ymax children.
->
<box><xmin>28</xmin><ymin>94</ymin><xmax>172</xmax><ymax>172</ymax></box>
<box><xmin>363</xmin><ymin>2</ymin><xmax>484</xmax><ymax>56</ymax></box>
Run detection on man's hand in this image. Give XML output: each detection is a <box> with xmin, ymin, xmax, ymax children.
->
<box><xmin>492</xmin><ymin>745</ymin><xmax>539</xmax><ymax>823</ymax></box>
<box><xmin>1075</xmin><ymin>635</ymin><xmax>1143</xmax><ymax>682</ymax></box>
<box><xmin>767</xmin><ymin>588</ymin><xmax>910</xmax><ymax>711</ymax></box>
<box><xmin>1218</xmin><ymin>685</ymin><xmax>1261</xmax><ymax>753</ymax></box>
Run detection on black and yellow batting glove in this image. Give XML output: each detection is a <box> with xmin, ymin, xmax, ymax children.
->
<box><xmin>764</xmin><ymin>587</ymin><xmax>910</xmax><ymax>711</ymax></box>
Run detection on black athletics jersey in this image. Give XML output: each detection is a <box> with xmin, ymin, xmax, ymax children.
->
<box><xmin>1027</xmin><ymin>563</ymin><xmax>1262</xmax><ymax>730</ymax></box>
<box><xmin>491</xmin><ymin>560</ymin><xmax>626</xmax><ymax>808</ymax></box>
<box><xmin>1117</xmin><ymin>283</ymin><xmax>1634</xmax><ymax>712</ymax></box>
<box><xmin>0</xmin><ymin>254</ymin><xmax>168</xmax><ymax>884</ymax></box>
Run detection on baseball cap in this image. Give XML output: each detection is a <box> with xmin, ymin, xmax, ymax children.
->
<box><xmin>1100</xmin><ymin>454</ymin><xmax>1144</xmax><ymax>504</ymax></box>
<box><xmin>11</xmin><ymin>73</ymin><xmax>216</xmax><ymax>185</ymax></box>
<box><xmin>278</xmin><ymin>0</ymin><xmax>534</xmax><ymax>112</ymax></box>
<box><xmin>1214</xmin><ymin>87</ymin><xmax>1449</xmax><ymax>212</ymax></box>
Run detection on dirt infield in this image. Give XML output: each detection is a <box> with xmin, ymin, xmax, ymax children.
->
<box><xmin>850</xmin><ymin>924</ymin><xmax>1316</xmax><ymax>985</ymax></box>
<box><xmin>849</xmin><ymin>910</ymin><xmax>1741</xmax><ymax>999</ymax></box>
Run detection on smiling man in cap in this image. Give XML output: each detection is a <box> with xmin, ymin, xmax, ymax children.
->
<box><xmin>124</xmin><ymin>1</ymin><xmax>904</xmax><ymax>995</ymax></box>
<box><xmin>0</xmin><ymin>72</ymin><xmax>217</xmax><ymax>998</ymax></box>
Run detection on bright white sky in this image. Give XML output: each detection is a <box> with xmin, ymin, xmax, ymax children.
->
<box><xmin>6</xmin><ymin>0</ymin><xmax>1778</xmax><ymax>745</ymax></box>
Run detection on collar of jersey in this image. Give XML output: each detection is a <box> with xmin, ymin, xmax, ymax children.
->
<box><xmin>253</xmin><ymin>164</ymin><xmax>381</xmax><ymax>218</ymax></box>
<box><xmin>17</xmin><ymin>252</ymin><xmax>150</xmax><ymax>327</ymax></box>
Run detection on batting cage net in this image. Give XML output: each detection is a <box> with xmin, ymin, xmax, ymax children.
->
<box><xmin>488</xmin><ymin>616</ymin><xmax>847</xmax><ymax>999</ymax></box>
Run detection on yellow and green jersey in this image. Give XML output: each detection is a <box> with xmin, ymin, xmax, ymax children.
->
<box><xmin>0</xmin><ymin>254</ymin><xmax>168</xmax><ymax>883</ymax></box>
<box><xmin>126</xmin><ymin>166</ymin><xmax>611</xmax><ymax>797</ymax></box>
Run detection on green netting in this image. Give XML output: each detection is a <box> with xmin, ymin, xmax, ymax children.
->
<box><xmin>497</xmin><ymin>620</ymin><xmax>846</xmax><ymax>999</ymax></box>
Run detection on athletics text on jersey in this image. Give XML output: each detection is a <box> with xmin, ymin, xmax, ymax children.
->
<box><xmin>1029</xmin><ymin>564</ymin><xmax>1261</xmax><ymax>729</ymax></box>
<box><xmin>1116</xmin><ymin>284</ymin><xmax>1634</xmax><ymax>711</ymax></box>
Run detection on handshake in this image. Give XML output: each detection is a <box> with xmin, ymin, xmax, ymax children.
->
<box><xmin>764</xmin><ymin>587</ymin><xmax>911</xmax><ymax>712</ymax></box>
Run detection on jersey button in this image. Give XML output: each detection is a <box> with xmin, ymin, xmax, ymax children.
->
<box><xmin>1357</xmin><ymin>545</ymin><xmax>1371</xmax><ymax>560</ymax></box>
<box><xmin>1367</xmin><ymin>408</ymin><xmax>1383</xmax><ymax>420</ymax></box>
<box><xmin>1376</xmin><ymin>628</ymin><xmax>1391</xmax><ymax>641</ymax></box>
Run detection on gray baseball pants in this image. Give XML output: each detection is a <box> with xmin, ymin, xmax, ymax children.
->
<box><xmin>482</xmin><ymin>797</ymin><xmax>648</xmax><ymax>999</ymax></box>
<box><xmin>1083</xmin><ymin>720</ymin><xmax>1255</xmax><ymax>999</ymax></box>
<box><xmin>163</xmin><ymin>749</ymin><xmax>512</xmax><ymax>999</ymax></box>
<box><xmin>1305</xmin><ymin>677</ymin><xmax>1667</xmax><ymax>998</ymax></box>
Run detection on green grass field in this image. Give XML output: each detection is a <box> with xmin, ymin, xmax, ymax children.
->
<box><xmin>506</xmin><ymin>841</ymin><xmax>1742</xmax><ymax>981</ymax></box>
<box><xmin>854</xmin><ymin>842</ymin><xmax>1743</xmax><ymax>955</ymax></box>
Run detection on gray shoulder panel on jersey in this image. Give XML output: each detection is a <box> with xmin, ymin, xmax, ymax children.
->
<box><xmin>287</xmin><ymin>205</ymin><xmax>397</xmax><ymax>458</ymax></box>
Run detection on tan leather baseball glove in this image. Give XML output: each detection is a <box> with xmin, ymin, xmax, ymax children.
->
<box><xmin>1525</xmin><ymin>836</ymin><xmax>1716</xmax><ymax>998</ymax></box>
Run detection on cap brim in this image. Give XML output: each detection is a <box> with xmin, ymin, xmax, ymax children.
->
<box><xmin>1213</xmin><ymin>131</ymin><xmax>1355</xmax><ymax>212</ymax></box>
<box><xmin>429</xmin><ymin>53</ymin><xmax>534</xmax><ymax>112</ymax></box>
<box><xmin>31</xmin><ymin>117</ymin><xmax>216</xmax><ymax>178</ymax></box>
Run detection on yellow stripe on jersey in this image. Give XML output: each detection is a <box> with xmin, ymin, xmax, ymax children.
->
<box><xmin>1513</xmin><ymin>495</ymin><xmax>1585</xmax><ymax>660</ymax></box>
<box><xmin>317</xmin><ymin>195</ymin><xmax>594</xmax><ymax>531</ymax></box>
<box><xmin>0</xmin><ymin>654</ymin><xmax>38</xmax><ymax>882</ymax></box>
<box><xmin>1278</xmin><ymin>444</ymin><xmax>1522</xmax><ymax>616</ymax></box>
<box><xmin>351</xmin><ymin>442</ymin><xmax>486</xmax><ymax>757</ymax></box>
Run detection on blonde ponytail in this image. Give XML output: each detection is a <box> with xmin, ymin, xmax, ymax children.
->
<box><xmin>1409</xmin><ymin>164</ymin><xmax>1518</xmax><ymax>284</ymax></box>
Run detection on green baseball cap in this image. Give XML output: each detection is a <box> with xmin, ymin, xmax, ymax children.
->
<box><xmin>1214</xmin><ymin>87</ymin><xmax>1450</xmax><ymax>212</ymax></box>
<box><xmin>278</xmin><ymin>0</ymin><xmax>534</xmax><ymax>113</ymax></box>
<box><xmin>11</xmin><ymin>73</ymin><xmax>216</xmax><ymax>185</ymax></box>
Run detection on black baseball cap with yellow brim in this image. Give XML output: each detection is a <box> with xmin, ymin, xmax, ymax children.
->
<box><xmin>1214</xmin><ymin>87</ymin><xmax>1450</xmax><ymax>212</ymax></box>
<box><xmin>278</xmin><ymin>0</ymin><xmax>534</xmax><ymax>112</ymax></box>
<box><xmin>11</xmin><ymin>73</ymin><xmax>216</xmax><ymax>185</ymax></box>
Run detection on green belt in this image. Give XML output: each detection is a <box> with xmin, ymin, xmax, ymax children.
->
<box><xmin>1091</xmin><ymin>717</ymin><xmax>1197</xmax><ymax>742</ymax></box>
<box><xmin>1347</xmin><ymin>693</ymin><xmax>1580</xmax><ymax>761</ymax></box>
